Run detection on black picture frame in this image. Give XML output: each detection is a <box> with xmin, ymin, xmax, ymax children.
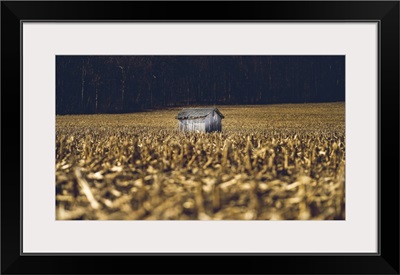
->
<box><xmin>2</xmin><ymin>1</ymin><xmax>399</xmax><ymax>274</ymax></box>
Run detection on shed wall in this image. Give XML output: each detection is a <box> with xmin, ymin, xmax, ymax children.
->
<box><xmin>178</xmin><ymin>111</ymin><xmax>222</xmax><ymax>132</ymax></box>
<box><xmin>204</xmin><ymin>111</ymin><xmax>222</xmax><ymax>132</ymax></box>
<box><xmin>178</xmin><ymin>118</ymin><xmax>206</xmax><ymax>132</ymax></box>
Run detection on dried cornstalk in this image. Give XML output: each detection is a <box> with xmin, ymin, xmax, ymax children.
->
<box><xmin>74</xmin><ymin>167</ymin><xmax>100</xmax><ymax>210</ymax></box>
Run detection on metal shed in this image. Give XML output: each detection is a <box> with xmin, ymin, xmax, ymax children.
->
<box><xmin>176</xmin><ymin>108</ymin><xmax>224</xmax><ymax>132</ymax></box>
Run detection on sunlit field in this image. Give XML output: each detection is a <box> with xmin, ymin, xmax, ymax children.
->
<box><xmin>56</xmin><ymin>102</ymin><xmax>345</xmax><ymax>220</ymax></box>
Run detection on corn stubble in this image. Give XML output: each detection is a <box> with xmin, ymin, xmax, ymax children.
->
<box><xmin>56</xmin><ymin>103</ymin><xmax>345</xmax><ymax>220</ymax></box>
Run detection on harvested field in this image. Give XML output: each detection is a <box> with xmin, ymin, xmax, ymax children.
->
<box><xmin>56</xmin><ymin>102</ymin><xmax>345</xmax><ymax>220</ymax></box>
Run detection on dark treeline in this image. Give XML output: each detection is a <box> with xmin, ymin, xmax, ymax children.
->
<box><xmin>56</xmin><ymin>56</ymin><xmax>345</xmax><ymax>114</ymax></box>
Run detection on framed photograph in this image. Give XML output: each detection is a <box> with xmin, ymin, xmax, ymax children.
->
<box><xmin>2</xmin><ymin>1</ymin><xmax>399</xmax><ymax>274</ymax></box>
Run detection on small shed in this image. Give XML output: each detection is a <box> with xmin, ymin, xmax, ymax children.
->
<box><xmin>176</xmin><ymin>108</ymin><xmax>224</xmax><ymax>132</ymax></box>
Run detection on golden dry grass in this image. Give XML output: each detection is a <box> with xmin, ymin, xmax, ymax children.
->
<box><xmin>56</xmin><ymin>102</ymin><xmax>345</xmax><ymax>220</ymax></box>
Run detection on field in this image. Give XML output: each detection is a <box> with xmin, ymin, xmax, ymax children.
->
<box><xmin>56</xmin><ymin>103</ymin><xmax>345</xmax><ymax>220</ymax></box>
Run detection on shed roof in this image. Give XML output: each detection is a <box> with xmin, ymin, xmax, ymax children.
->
<box><xmin>176</xmin><ymin>108</ymin><xmax>225</xmax><ymax>120</ymax></box>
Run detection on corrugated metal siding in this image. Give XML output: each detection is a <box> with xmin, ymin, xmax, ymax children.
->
<box><xmin>178</xmin><ymin>118</ymin><xmax>206</xmax><ymax>132</ymax></box>
<box><xmin>205</xmin><ymin>113</ymin><xmax>212</xmax><ymax>132</ymax></box>
<box><xmin>178</xmin><ymin>111</ymin><xmax>222</xmax><ymax>133</ymax></box>
<box><xmin>214</xmin><ymin>112</ymin><xmax>222</xmax><ymax>131</ymax></box>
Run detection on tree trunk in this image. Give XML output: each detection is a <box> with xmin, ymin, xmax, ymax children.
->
<box><xmin>95</xmin><ymin>88</ymin><xmax>98</xmax><ymax>113</ymax></box>
<box><xmin>81</xmin><ymin>60</ymin><xmax>86</xmax><ymax>111</ymax></box>
<box><xmin>120</xmin><ymin>66</ymin><xmax>125</xmax><ymax>111</ymax></box>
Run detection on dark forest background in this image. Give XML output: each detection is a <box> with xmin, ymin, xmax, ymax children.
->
<box><xmin>56</xmin><ymin>56</ymin><xmax>345</xmax><ymax>114</ymax></box>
